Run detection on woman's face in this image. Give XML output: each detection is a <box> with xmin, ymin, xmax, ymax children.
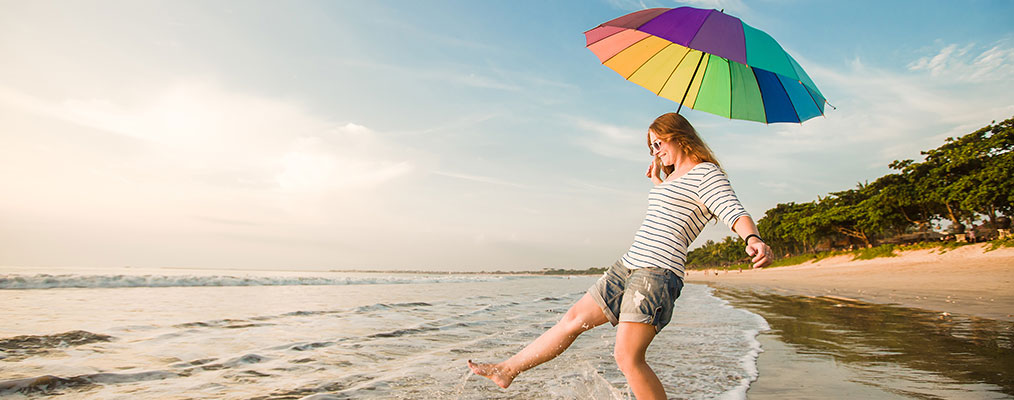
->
<box><xmin>649</xmin><ymin>130</ymin><xmax>682</xmax><ymax>167</ymax></box>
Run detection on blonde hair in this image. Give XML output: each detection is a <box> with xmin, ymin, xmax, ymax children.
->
<box><xmin>647</xmin><ymin>112</ymin><xmax>720</xmax><ymax>177</ymax></box>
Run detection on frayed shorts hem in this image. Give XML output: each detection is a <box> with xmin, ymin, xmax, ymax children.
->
<box><xmin>618</xmin><ymin>312</ymin><xmax>655</xmax><ymax>327</ymax></box>
<box><xmin>587</xmin><ymin>286</ymin><xmax>619</xmax><ymax>326</ymax></box>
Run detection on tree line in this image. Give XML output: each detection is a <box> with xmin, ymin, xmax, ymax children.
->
<box><xmin>687</xmin><ymin>116</ymin><xmax>1013</xmax><ymax>268</ymax></box>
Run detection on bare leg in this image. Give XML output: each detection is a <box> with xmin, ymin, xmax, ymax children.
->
<box><xmin>468</xmin><ymin>293</ymin><xmax>608</xmax><ymax>388</ymax></box>
<box><xmin>614</xmin><ymin>322</ymin><xmax>665</xmax><ymax>399</ymax></box>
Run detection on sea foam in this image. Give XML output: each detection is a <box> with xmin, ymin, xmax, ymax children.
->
<box><xmin>0</xmin><ymin>273</ymin><xmax>515</xmax><ymax>290</ymax></box>
<box><xmin>707</xmin><ymin>286</ymin><xmax>770</xmax><ymax>400</ymax></box>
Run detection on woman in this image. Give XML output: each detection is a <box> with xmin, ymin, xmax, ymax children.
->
<box><xmin>468</xmin><ymin>113</ymin><xmax>773</xmax><ymax>399</ymax></box>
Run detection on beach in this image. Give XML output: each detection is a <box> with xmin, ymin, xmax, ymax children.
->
<box><xmin>689</xmin><ymin>243</ymin><xmax>1014</xmax><ymax>399</ymax></box>
<box><xmin>688</xmin><ymin>243</ymin><xmax>1014</xmax><ymax>321</ymax></box>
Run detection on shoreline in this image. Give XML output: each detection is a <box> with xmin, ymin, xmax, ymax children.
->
<box><xmin>687</xmin><ymin>243</ymin><xmax>1014</xmax><ymax>321</ymax></box>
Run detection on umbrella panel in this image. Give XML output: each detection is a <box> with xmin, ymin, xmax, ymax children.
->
<box><xmin>742</xmin><ymin>23</ymin><xmax>796</xmax><ymax>80</ymax></box>
<box><xmin>694</xmin><ymin>55</ymin><xmax>731</xmax><ymax>119</ymax></box>
<box><xmin>730</xmin><ymin>62</ymin><xmax>765</xmax><ymax>123</ymax></box>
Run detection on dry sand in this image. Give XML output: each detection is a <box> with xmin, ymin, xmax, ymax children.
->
<box><xmin>687</xmin><ymin>243</ymin><xmax>1014</xmax><ymax>321</ymax></box>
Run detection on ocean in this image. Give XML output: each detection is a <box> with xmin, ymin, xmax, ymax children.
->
<box><xmin>0</xmin><ymin>267</ymin><xmax>767</xmax><ymax>399</ymax></box>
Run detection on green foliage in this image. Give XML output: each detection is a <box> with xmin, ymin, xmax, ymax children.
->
<box><xmin>812</xmin><ymin>186</ymin><xmax>880</xmax><ymax>247</ymax></box>
<box><xmin>686</xmin><ymin>116</ymin><xmax>1014</xmax><ymax>269</ymax></box>
<box><xmin>686</xmin><ymin>236</ymin><xmax>748</xmax><ymax>268</ymax></box>
<box><xmin>766</xmin><ymin>253</ymin><xmax>818</xmax><ymax>268</ymax></box>
<box><xmin>898</xmin><ymin>240</ymin><xmax>969</xmax><ymax>253</ymax></box>
<box><xmin>757</xmin><ymin>202</ymin><xmax>825</xmax><ymax>255</ymax></box>
<box><xmin>985</xmin><ymin>238</ymin><xmax>1014</xmax><ymax>252</ymax></box>
<box><xmin>541</xmin><ymin>267</ymin><xmax>606</xmax><ymax>275</ymax></box>
<box><xmin>902</xmin><ymin>117</ymin><xmax>1014</xmax><ymax>228</ymax></box>
<box><xmin>851</xmin><ymin>244</ymin><xmax>898</xmax><ymax>260</ymax></box>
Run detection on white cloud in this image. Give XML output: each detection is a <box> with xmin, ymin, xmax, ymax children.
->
<box><xmin>337</xmin><ymin>59</ymin><xmax>522</xmax><ymax>92</ymax></box>
<box><xmin>431</xmin><ymin>170</ymin><xmax>527</xmax><ymax>188</ymax></box>
<box><xmin>275</xmin><ymin>133</ymin><xmax>414</xmax><ymax>192</ymax></box>
<box><xmin>571</xmin><ymin>117</ymin><xmax>650</xmax><ymax>163</ymax></box>
<box><xmin>564</xmin><ymin>179</ymin><xmax>632</xmax><ymax>196</ymax></box>
<box><xmin>604</xmin><ymin>0</ymin><xmax>651</xmax><ymax>11</ymax></box>
<box><xmin>908</xmin><ymin>39</ymin><xmax>1014</xmax><ymax>82</ymax></box>
<box><xmin>0</xmin><ymin>80</ymin><xmax>428</xmax><ymax>243</ymax></box>
<box><xmin>1</xmin><ymin>82</ymin><xmax>415</xmax><ymax>194</ymax></box>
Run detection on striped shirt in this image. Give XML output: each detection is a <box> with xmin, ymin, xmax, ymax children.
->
<box><xmin>621</xmin><ymin>162</ymin><xmax>749</xmax><ymax>278</ymax></box>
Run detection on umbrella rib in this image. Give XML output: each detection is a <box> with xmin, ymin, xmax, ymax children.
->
<box><xmin>658</xmin><ymin>44</ymin><xmax>691</xmax><ymax>96</ymax></box>
<box><xmin>727</xmin><ymin>58</ymin><xmax>733</xmax><ymax>119</ymax></box>
<box><xmin>676</xmin><ymin>51</ymin><xmax>705</xmax><ymax>115</ymax></box>
<box><xmin>624</xmin><ymin>41</ymin><xmax>670</xmax><ymax>80</ymax></box>
<box><xmin>584</xmin><ymin>25</ymin><xmax>626</xmax><ymax>47</ymax></box>
<box><xmin>801</xmin><ymin>81</ymin><xmax>825</xmax><ymax>117</ymax></box>
<box><xmin>694</xmin><ymin>54</ymin><xmax>712</xmax><ymax>108</ymax></box>
<box><xmin>773</xmin><ymin>72</ymin><xmax>802</xmax><ymax>124</ymax></box>
<box><xmin>779</xmin><ymin>50</ymin><xmax>827</xmax><ymax>115</ymax></box>
<box><xmin>687</xmin><ymin>10</ymin><xmax>714</xmax><ymax>50</ymax></box>
<box><xmin>600</xmin><ymin>34</ymin><xmax>654</xmax><ymax>66</ymax></box>
<box><xmin>750</xmin><ymin>67</ymin><xmax>772</xmax><ymax>124</ymax></box>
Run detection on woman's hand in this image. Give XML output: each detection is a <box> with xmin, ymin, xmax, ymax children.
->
<box><xmin>645</xmin><ymin>158</ymin><xmax>663</xmax><ymax>185</ymax></box>
<box><xmin>745</xmin><ymin>241</ymin><xmax>773</xmax><ymax>269</ymax></box>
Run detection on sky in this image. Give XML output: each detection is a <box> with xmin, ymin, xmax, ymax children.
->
<box><xmin>1</xmin><ymin>0</ymin><xmax>1012</xmax><ymax>271</ymax></box>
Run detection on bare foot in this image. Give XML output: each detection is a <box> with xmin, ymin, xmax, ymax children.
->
<box><xmin>467</xmin><ymin>360</ymin><xmax>517</xmax><ymax>388</ymax></box>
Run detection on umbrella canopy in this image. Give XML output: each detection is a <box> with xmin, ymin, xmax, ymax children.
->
<box><xmin>585</xmin><ymin>7</ymin><xmax>829</xmax><ymax>124</ymax></box>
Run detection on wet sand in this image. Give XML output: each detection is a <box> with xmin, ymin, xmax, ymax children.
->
<box><xmin>686</xmin><ymin>244</ymin><xmax>1014</xmax><ymax>399</ymax></box>
<box><xmin>715</xmin><ymin>286</ymin><xmax>1014</xmax><ymax>399</ymax></box>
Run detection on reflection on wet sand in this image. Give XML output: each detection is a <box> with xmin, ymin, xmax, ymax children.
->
<box><xmin>713</xmin><ymin>286</ymin><xmax>1014</xmax><ymax>398</ymax></box>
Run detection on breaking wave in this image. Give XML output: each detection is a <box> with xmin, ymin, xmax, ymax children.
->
<box><xmin>0</xmin><ymin>274</ymin><xmax>521</xmax><ymax>290</ymax></box>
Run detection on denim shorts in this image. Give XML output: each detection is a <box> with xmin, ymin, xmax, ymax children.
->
<box><xmin>587</xmin><ymin>260</ymin><xmax>684</xmax><ymax>333</ymax></box>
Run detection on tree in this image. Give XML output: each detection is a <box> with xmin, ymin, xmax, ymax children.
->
<box><xmin>879</xmin><ymin>162</ymin><xmax>944</xmax><ymax>228</ymax></box>
<box><xmin>757</xmin><ymin>202</ymin><xmax>826</xmax><ymax>255</ymax></box>
<box><xmin>807</xmin><ymin>185</ymin><xmax>879</xmax><ymax>248</ymax></box>
<box><xmin>863</xmin><ymin>172</ymin><xmax>925</xmax><ymax>237</ymax></box>
<box><xmin>904</xmin><ymin>117</ymin><xmax>1014</xmax><ymax>231</ymax></box>
<box><xmin>686</xmin><ymin>236</ymin><xmax>748</xmax><ymax>268</ymax></box>
<box><xmin>955</xmin><ymin>118</ymin><xmax>1014</xmax><ymax>227</ymax></box>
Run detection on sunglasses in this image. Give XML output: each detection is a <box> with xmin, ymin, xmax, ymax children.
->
<box><xmin>651</xmin><ymin>139</ymin><xmax>663</xmax><ymax>153</ymax></box>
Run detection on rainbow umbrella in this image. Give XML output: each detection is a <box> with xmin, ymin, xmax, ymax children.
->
<box><xmin>585</xmin><ymin>7</ymin><xmax>830</xmax><ymax>124</ymax></box>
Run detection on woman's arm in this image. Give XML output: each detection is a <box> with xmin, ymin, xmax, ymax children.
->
<box><xmin>732</xmin><ymin>215</ymin><xmax>773</xmax><ymax>269</ymax></box>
